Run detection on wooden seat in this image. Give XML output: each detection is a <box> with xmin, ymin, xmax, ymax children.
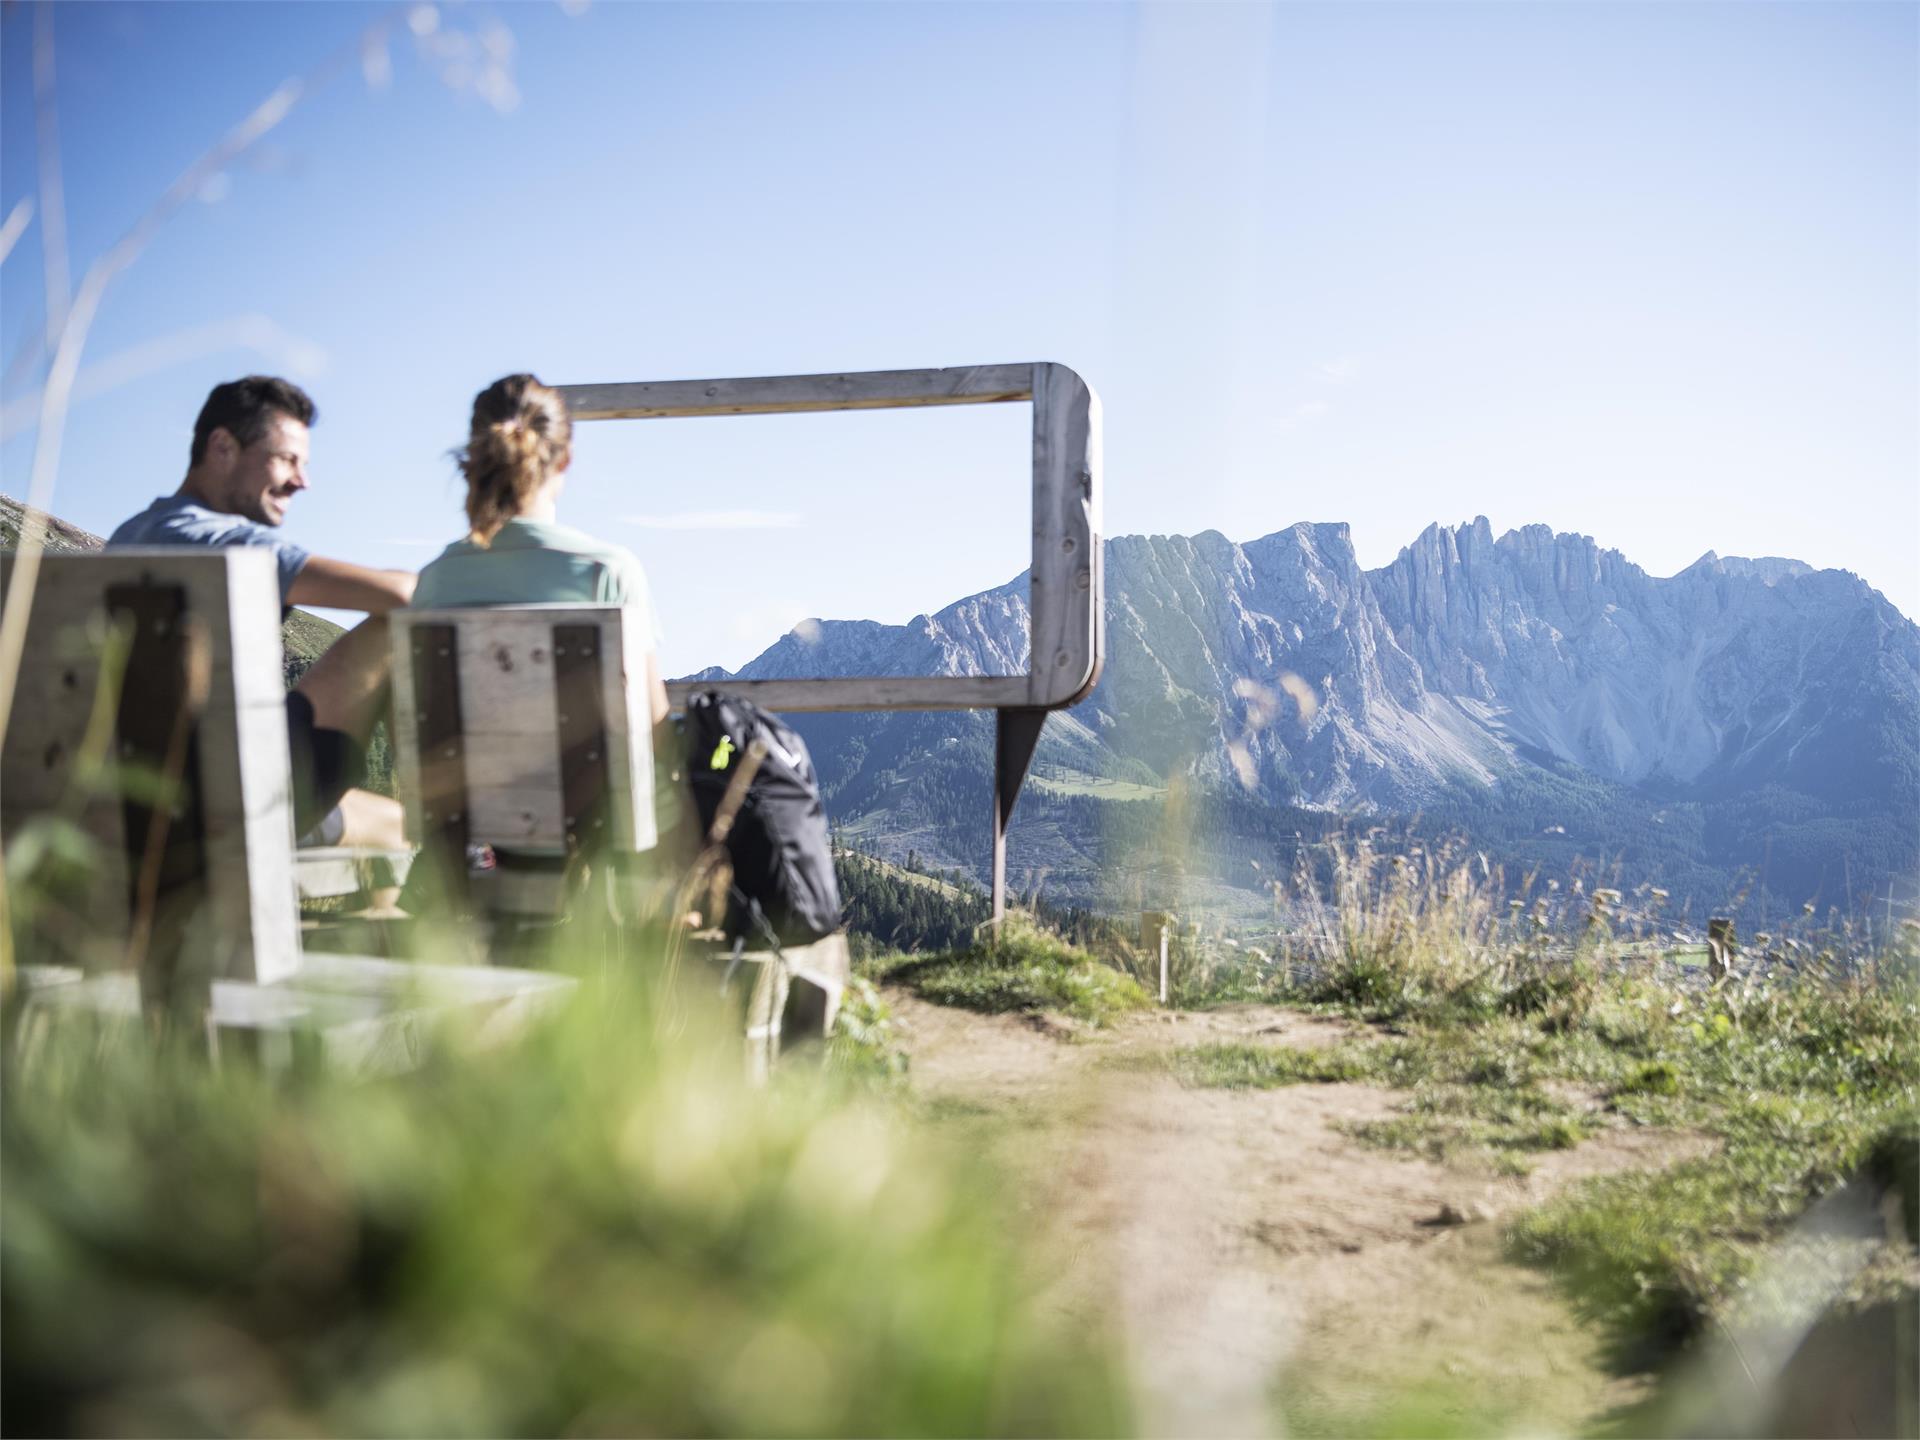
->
<box><xmin>1</xmin><ymin>550</ymin><xmax>568</xmax><ymax>1064</ymax></box>
<box><xmin>390</xmin><ymin>604</ymin><xmax>846</xmax><ymax>1069</ymax></box>
<box><xmin>390</xmin><ymin>604</ymin><xmax>658</xmax><ymax>926</ymax></box>
<box><xmin>3</xmin><ymin>548</ymin><xmax>302</xmax><ymax>991</ymax></box>
<box><xmin>391</xmin><ymin>604</ymin><xmax>657</xmax><ymax>864</ymax></box>
<box><xmin>14</xmin><ymin>954</ymin><xmax>572</xmax><ymax>1075</ymax></box>
<box><xmin>295</xmin><ymin>846</ymin><xmax>413</xmax><ymax>902</ymax></box>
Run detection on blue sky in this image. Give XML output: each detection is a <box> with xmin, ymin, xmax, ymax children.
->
<box><xmin>3</xmin><ymin>1</ymin><xmax>1913</xmax><ymax>675</ymax></box>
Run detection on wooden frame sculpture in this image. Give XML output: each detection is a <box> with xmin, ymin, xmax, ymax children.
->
<box><xmin>559</xmin><ymin>363</ymin><xmax>1104</xmax><ymax>919</ymax></box>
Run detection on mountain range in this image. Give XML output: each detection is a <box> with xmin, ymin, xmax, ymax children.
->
<box><xmin>709</xmin><ymin>518</ymin><xmax>1920</xmax><ymax>926</ymax></box>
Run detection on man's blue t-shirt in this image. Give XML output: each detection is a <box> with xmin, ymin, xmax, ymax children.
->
<box><xmin>108</xmin><ymin>496</ymin><xmax>310</xmax><ymax>604</ymax></box>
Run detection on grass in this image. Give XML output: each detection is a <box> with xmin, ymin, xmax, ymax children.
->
<box><xmin>1504</xmin><ymin>973</ymin><xmax>1920</xmax><ymax>1352</ymax></box>
<box><xmin>1156</xmin><ymin>837</ymin><xmax>1920</xmax><ymax>1371</ymax></box>
<box><xmin>871</xmin><ymin>913</ymin><xmax>1151</xmax><ymax>1029</ymax></box>
<box><xmin>1</xmin><ymin>958</ymin><xmax>1132</xmax><ymax>1437</ymax></box>
<box><xmin>1157</xmin><ymin>996</ymin><xmax>1917</xmax><ymax>1390</ymax></box>
<box><xmin>1153</xmin><ymin>1040</ymin><xmax>1375</xmax><ymax>1088</ymax></box>
<box><xmin>1140</xmin><ymin>1028</ymin><xmax>1604</xmax><ymax>1171</ymax></box>
<box><xmin>1027</xmin><ymin>771</ymin><xmax>1166</xmax><ymax>803</ymax></box>
<box><xmin>1355</xmin><ymin>983</ymin><xmax>1915</xmax><ymax>1351</ymax></box>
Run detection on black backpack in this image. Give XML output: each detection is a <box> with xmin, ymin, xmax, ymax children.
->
<box><xmin>683</xmin><ymin>691</ymin><xmax>841</xmax><ymax>947</ymax></box>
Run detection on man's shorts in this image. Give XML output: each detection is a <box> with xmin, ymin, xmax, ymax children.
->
<box><xmin>285</xmin><ymin>691</ymin><xmax>365</xmax><ymax>839</ymax></box>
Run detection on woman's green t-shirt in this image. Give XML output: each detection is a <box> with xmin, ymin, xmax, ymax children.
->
<box><xmin>412</xmin><ymin>518</ymin><xmax>658</xmax><ymax>640</ymax></box>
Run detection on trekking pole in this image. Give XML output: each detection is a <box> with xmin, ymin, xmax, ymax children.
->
<box><xmin>662</xmin><ymin>737</ymin><xmax>768</xmax><ymax>972</ymax></box>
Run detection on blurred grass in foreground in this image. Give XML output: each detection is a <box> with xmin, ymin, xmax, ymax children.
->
<box><xmin>1</xmin><ymin>964</ymin><xmax>1132</xmax><ymax>1437</ymax></box>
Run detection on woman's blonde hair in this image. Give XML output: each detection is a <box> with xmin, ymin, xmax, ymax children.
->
<box><xmin>457</xmin><ymin>373</ymin><xmax>572</xmax><ymax>545</ymax></box>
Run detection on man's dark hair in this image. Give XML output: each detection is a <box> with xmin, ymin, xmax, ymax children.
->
<box><xmin>189</xmin><ymin>376</ymin><xmax>317</xmax><ymax>466</ymax></box>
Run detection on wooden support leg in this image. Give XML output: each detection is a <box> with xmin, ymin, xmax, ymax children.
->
<box><xmin>410</xmin><ymin>624</ymin><xmax>471</xmax><ymax>912</ymax></box>
<box><xmin>108</xmin><ymin>580</ymin><xmax>213</xmax><ymax>1018</ymax></box>
<box><xmin>991</xmin><ymin>708</ymin><xmax>1047</xmax><ymax>925</ymax></box>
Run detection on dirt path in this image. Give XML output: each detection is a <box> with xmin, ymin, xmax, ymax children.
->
<box><xmin>889</xmin><ymin>994</ymin><xmax>1706</xmax><ymax>1437</ymax></box>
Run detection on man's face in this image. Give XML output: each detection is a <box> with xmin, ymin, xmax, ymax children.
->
<box><xmin>216</xmin><ymin>411</ymin><xmax>309</xmax><ymax>526</ymax></box>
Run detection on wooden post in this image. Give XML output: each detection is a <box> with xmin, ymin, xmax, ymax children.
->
<box><xmin>109</xmin><ymin>580</ymin><xmax>213</xmax><ymax>1016</ymax></box>
<box><xmin>1706</xmin><ymin>917</ymin><xmax>1736</xmax><ymax>982</ymax></box>
<box><xmin>1141</xmin><ymin>910</ymin><xmax>1173</xmax><ymax>1006</ymax></box>
<box><xmin>991</xmin><ymin>708</ymin><xmax>1047</xmax><ymax>925</ymax></box>
<box><xmin>410</xmin><ymin>623</ymin><xmax>472</xmax><ymax>909</ymax></box>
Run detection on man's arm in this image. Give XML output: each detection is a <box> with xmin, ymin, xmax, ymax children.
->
<box><xmin>288</xmin><ymin>554</ymin><xmax>416</xmax><ymax>615</ymax></box>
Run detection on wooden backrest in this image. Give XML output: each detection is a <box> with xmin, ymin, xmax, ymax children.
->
<box><xmin>0</xmin><ymin>549</ymin><xmax>301</xmax><ymax>985</ymax></box>
<box><xmin>389</xmin><ymin>606</ymin><xmax>656</xmax><ymax>859</ymax></box>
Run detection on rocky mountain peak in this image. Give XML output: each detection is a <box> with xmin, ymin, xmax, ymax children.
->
<box><xmin>720</xmin><ymin>515</ymin><xmax>1917</xmax><ymax>818</ymax></box>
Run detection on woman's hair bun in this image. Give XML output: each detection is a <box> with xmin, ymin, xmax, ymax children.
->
<box><xmin>457</xmin><ymin>374</ymin><xmax>572</xmax><ymax>545</ymax></box>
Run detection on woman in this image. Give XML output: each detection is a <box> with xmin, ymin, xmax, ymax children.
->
<box><xmin>418</xmin><ymin>375</ymin><xmax>653</xmax><ymax>620</ymax></box>
<box><xmin>414</xmin><ymin>374</ymin><xmax>685</xmax><ymax>859</ymax></box>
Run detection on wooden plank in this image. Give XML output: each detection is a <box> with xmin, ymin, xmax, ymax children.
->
<box><xmin>406</xmin><ymin>621</ymin><xmax>471</xmax><ymax>893</ymax></box>
<box><xmin>1026</xmin><ymin>362</ymin><xmax>1103</xmax><ymax>708</ymax></box>
<box><xmin>563</xmin><ymin>362</ymin><xmax>1101</xmax><ymax>716</ymax></box>
<box><xmin>229</xmin><ymin>698</ymin><xmax>300</xmax><ymax>984</ymax></box>
<box><xmin>294</xmin><ymin>847</ymin><xmax>414</xmax><ymax>901</ymax></box>
<box><xmin>213</xmin><ymin>546</ymin><xmax>293</xmax><ymax>710</ymax></box>
<box><xmin>292</xmin><ymin>951</ymin><xmax>575</xmax><ymax>1004</ymax></box>
<box><xmin>0</xmin><ymin>548</ymin><xmax>286</xmax><ymax>710</ymax></box>
<box><xmin>14</xmin><ymin>957</ymin><xmax>574</xmax><ymax>1076</ymax></box>
<box><xmin>560</xmin><ymin>364</ymin><xmax>1033</xmax><ymax>421</ymax></box>
<box><xmin>466</xmin><ymin>783</ymin><xmax>566</xmax><ymax>849</ymax></box>
<box><xmin>727</xmin><ymin>931</ymin><xmax>851</xmax><ymax>1083</ymax></box>
<box><xmin>295</xmin><ymin>850</ymin><xmax>369</xmax><ymax>901</ymax></box>
<box><xmin>612</xmin><ymin>606</ymin><xmax>657</xmax><ymax>851</ymax></box>
<box><xmin>2</xmin><ymin>550</ymin><xmax>300</xmax><ymax>986</ymax></box>
<box><xmin>467</xmin><ymin>864</ymin><xmax>571</xmax><ymax>915</ymax></box>
<box><xmin>392</xmin><ymin>607</ymin><xmax>652</xmax><ymax>853</ymax></box>
<box><xmin>109</xmin><ymin>577</ymin><xmax>215</xmax><ymax>1002</ymax></box>
<box><xmin>553</xmin><ymin>622</ymin><xmax>612</xmax><ymax>855</ymax></box>
<box><xmin>664</xmin><ymin>674</ymin><xmax>1033</xmax><ymax>714</ymax></box>
<box><xmin>2</xmin><ymin>684</ymin><xmax>278</xmax><ymax>812</ymax></box>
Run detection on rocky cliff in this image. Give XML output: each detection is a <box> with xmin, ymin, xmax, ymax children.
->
<box><xmin>710</xmin><ymin>518</ymin><xmax>1919</xmax><ymax>916</ymax></box>
<box><xmin>727</xmin><ymin>518</ymin><xmax>1917</xmax><ymax>810</ymax></box>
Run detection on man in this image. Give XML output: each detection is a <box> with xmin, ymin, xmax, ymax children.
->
<box><xmin>110</xmin><ymin>376</ymin><xmax>415</xmax><ymax>849</ymax></box>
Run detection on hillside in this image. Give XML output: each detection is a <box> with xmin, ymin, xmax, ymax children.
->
<box><xmin>708</xmin><ymin>519</ymin><xmax>1920</xmax><ymax>924</ymax></box>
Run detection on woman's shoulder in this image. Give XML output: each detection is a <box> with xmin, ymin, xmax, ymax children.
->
<box><xmin>410</xmin><ymin>536</ymin><xmax>490</xmax><ymax>604</ymax></box>
<box><xmin>414</xmin><ymin>538</ymin><xmax>467</xmax><ymax>578</ymax></box>
<box><xmin>422</xmin><ymin>534</ymin><xmax>482</xmax><ymax>560</ymax></box>
<box><xmin>521</xmin><ymin>520</ymin><xmax>648</xmax><ymax>592</ymax></box>
<box><xmin>523</xmin><ymin>518</ymin><xmax>643</xmax><ymax>567</ymax></box>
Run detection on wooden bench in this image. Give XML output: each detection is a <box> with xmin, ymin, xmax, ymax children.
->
<box><xmin>295</xmin><ymin>845</ymin><xmax>412</xmax><ymax>904</ymax></box>
<box><xmin>390</xmin><ymin>604</ymin><xmax>848</xmax><ymax>1066</ymax></box>
<box><xmin>1</xmin><ymin>550</ymin><xmax>570</xmax><ymax>1067</ymax></box>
